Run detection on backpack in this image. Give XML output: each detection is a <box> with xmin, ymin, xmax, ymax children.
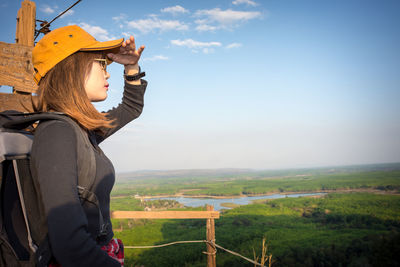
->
<box><xmin>0</xmin><ymin>111</ymin><xmax>107</xmax><ymax>267</ymax></box>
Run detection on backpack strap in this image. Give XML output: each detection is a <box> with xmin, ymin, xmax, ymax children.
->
<box><xmin>61</xmin><ymin>117</ymin><xmax>108</xmax><ymax>239</ymax></box>
<box><xmin>1</xmin><ymin>111</ymin><xmax>66</xmax><ymax>131</ymax></box>
<box><xmin>0</xmin><ymin>131</ymin><xmax>34</xmax><ymax>163</ymax></box>
<box><xmin>11</xmin><ymin>159</ymin><xmax>38</xmax><ymax>253</ymax></box>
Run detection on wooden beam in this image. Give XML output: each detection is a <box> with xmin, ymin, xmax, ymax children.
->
<box><xmin>16</xmin><ymin>0</ymin><xmax>36</xmax><ymax>47</ymax></box>
<box><xmin>0</xmin><ymin>42</ymin><xmax>37</xmax><ymax>93</ymax></box>
<box><xmin>0</xmin><ymin>92</ymin><xmax>36</xmax><ymax>112</ymax></box>
<box><xmin>110</xmin><ymin>210</ymin><xmax>220</xmax><ymax>219</ymax></box>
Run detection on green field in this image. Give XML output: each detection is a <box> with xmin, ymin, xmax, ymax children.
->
<box><xmin>113</xmin><ymin>163</ymin><xmax>400</xmax><ymax>197</ymax></box>
<box><xmin>111</xmin><ymin>164</ymin><xmax>400</xmax><ymax>266</ymax></box>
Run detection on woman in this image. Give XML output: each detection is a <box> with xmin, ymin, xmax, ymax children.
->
<box><xmin>30</xmin><ymin>25</ymin><xmax>146</xmax><ymax>266</ymax></box>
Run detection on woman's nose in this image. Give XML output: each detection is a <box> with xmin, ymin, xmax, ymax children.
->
<box><xmin>105</xmin><ymin>70</ymin><xmax>110</xmax><ymax>80</ymax></box>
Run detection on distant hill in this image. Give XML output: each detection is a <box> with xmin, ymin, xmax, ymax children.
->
<box><xmin>116</xmin><ymin>162</ymin><xmax>400</xmax><ymax>181</ymax></box>
<box><xmin>116</xmin><ymin>168</ymin><xmax>253</xmax><ymax>180</ymax></box>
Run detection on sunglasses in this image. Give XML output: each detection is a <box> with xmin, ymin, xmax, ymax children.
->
<box><xmin>94</xmin><ymin>58</ymin><xmax>107</xmax><ymax>72</ymax></box>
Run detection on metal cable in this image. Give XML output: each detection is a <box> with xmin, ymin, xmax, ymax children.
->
<box><xmin>124</xmin><ymin>240</ymin><xmax>206</xmax><ymax>249</ymax></box>
<box><xmin>34</xmin><ymin>0</ymin><xmax>82</xmax><ymax>40</ymax></box>
<box><xmin>125</xmin><ymin>240</ymin><xmax>266</xmax><ymax>267</ymax></box>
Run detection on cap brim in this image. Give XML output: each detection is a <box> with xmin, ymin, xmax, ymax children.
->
<box><xmin>80</xmin><ymin>38</ymin><xmax>124</xmax><ymax>52</ymax></box>
<box><xmin>80</xmin><ymin>38</ymin><xmax>124</xmax><ymax>64</ymax></box>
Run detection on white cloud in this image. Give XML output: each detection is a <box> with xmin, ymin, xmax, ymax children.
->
<box><xmin>121</xmin><ymin>32</ymin><xmax>142</xmax><ymax>38</ymax></box>
<box><xmin>194</xmin><ymin>8</ymin><xmax>261</xmax><ymax>32</ymax></box>
<box><xmin>171</xmin><ymin>39</ymin><xmax>221</xmax><ymax>53</ymax></box>
<box><xmin>127</xmin><ymin>17</ymin><xmax>189</xmax><ymax>33</ymax></box>
<box><xmin>226</xmin><ymin>43</ymin><xmax>242</xmax><ymax>49</ymax></box>
<box><xmin>143</xmin><ymin>55</ymin><xmax>169</xmax><ymax>61</ymax></box>
<box><xmin>78</xmin><ymin>23</ymin><xmax>113</xmax><ymax>41</ymax></box>
<box><xmin>196</xmin><ymin>24</ymin><xmax>218</xmax><ymax>32</ymax></box>
<box><xmin>113</xmin><ymin>13</ymin><xmax>128</xmax><ymax>22</ymax></box>
<box><xmin>232</xmin><ymin>0</ymin><xmax>258</xmax><ymax>7</ymax></box>
<box><xmin>122</xmin><ymin>32</ymin><xmax>136</xmax><ymax>38</ymax></box>
<box><xmin>195</xmin><ymin>8</ymin><xmax>261</xmax><ymax>25</ymax></box>
<box><xmin>40</xmin><ymin>5</ymin><xmax>55</xmax><ymax>14</ymax></box>
<box><xmin>161</xmin><ymin>5</ymin><xmax>189</xmax><ymax>15</ymax></box>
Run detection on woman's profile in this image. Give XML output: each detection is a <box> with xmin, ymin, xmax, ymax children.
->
<box><xmin>30</xmin><ymin>24</ymin><xmax>146</xmax><ymax>266</ymax></box>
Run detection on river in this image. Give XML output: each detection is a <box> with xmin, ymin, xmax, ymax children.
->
<box><xmin>148</xmin><ymin>193</ymin><xmax>325</xmax><ymax>211</ymax></box>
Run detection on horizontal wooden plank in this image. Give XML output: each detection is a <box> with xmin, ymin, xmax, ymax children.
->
<box><xmin>0</xmin><ymin>92</ymin><xmax>37</xmax><ymax>112</ymax></box>
<box><xmin>0</xmin><ymin>42</ymin><xmax>37</xmax><ymax>93</ymax></box>
<box><xmin>111</xmin><ymin>211</ymin><xmax>220</xmax><ymax>219</ymax></box>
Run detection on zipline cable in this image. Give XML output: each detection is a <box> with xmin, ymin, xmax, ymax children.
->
<box><xmin>34</xmin><ymin>0</ymin><xmax>82</xmax><ymax>41</ymax></box>
<box><xmin>125</xmin><ymin>240</ymin><xmax>267</xmax><ymax>267</ymax></box>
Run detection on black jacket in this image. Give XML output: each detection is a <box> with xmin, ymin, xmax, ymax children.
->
<box><xmin>30</xmin><ymin>81</ymin><xmax>147</xmax><ymax>266</ymax></box>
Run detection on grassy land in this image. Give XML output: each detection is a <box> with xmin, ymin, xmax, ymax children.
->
<box><xmin>111</xmin><ymin>193</ymin><xmax>400</xmax><ymax>266</ymax></box>
<box><xmin>110</xmin><ymin>164</ymin><xmax>400</xmax><ymax>266</ymax></box>
<box><xmin>112</xmin><ymin>164</ymin><xmax>400</xmax><ymax>197</ymax></box>
<box><xmin>220</xmin><ymin>202</ymin><xmax>241</xmax><ymax>208</ymax></box>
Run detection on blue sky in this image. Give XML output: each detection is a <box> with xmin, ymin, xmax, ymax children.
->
<box><xmin>1</xmin><ymin>0</ymin><xmax>399</xmax><ymax>172</ymax></box>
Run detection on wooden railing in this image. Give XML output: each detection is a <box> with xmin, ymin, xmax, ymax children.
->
<box><xmin>0</xmin><ymin>0</ymin><xmax>37</xmax><ymax>113</ymax></box>
<box><xmin>111</xmin><ymin>205</ymin><xmax>219</xmax><ymax>267</ymax></box>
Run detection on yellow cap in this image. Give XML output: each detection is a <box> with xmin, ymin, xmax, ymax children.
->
<box><xmin>32</xmin><ymin>25</ymin><xmax>124</xmax><ymax>84</ymax></box>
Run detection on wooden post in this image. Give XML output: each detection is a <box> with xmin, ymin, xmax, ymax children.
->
<box><xmin>16</xmin><ymin>0</ymin><xmax>36</xmax><ymax>47</ymax></box>
<box><xmin>0</xmin><ymin>0</ymin><xmax>38</xmax><ymax>110</ymax></box>
<box><xmin>0</xmin><ymin>41</ymin><xmax>37</xmax><ymax>96</ymax></box>
<box><xmin>206</xmin><ymin>205</ymin><xmax>216</xmax><ymax>267</ymax></box>
<box><xmin>14</xmin><ymin>0</ymin><xmax>36</xmax><ymax>95</ymax></box>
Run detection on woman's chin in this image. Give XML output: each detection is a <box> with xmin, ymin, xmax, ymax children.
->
<box><xmin>90</xmin><ymin>94</ymin><xmax>108</xmax><ymax>102</ymax></box>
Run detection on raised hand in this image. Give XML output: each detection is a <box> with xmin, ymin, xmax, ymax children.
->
<box><xmin>107</xmin><ymin>36</ymin><xmax>145</xmax><ymax>66</ymax></box>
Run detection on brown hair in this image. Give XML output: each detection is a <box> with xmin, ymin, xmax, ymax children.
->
<box><xmin>34</xmin><ymin>51</ymin><xmax>115</xmax><ymax>132</ymax></box>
